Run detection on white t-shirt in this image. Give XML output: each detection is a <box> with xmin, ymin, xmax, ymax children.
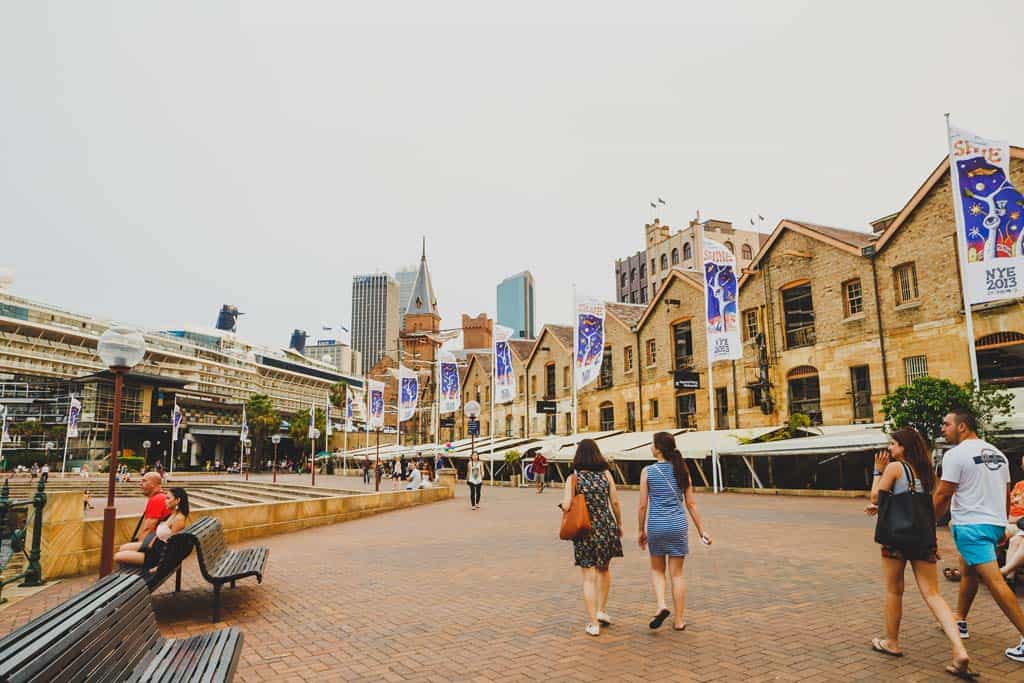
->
<box><xmin>941</xmin><ymin>438</ymin><xmax>1011</xmax><ymax>527</ymax></box>
<box><xmin>405</xmin><ymin>468</ymin><xmax>423</xmax><ymax>490</ymax></box>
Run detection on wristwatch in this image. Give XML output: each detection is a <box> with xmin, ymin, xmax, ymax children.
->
<box><xmin>872</xmin><ymin>471</ymin><xmax>882</xmax><ymax>476</ymax></box>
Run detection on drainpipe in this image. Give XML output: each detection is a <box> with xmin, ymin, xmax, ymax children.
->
<box><xmin>635</xmin><ymin>328</ymin><xmax>644</xmax><ymax>431</ymax></box>
<box><xmin>731</xmin><ymin>360</ymin><xmax>740</xmax><ymax>428</ymax></box>
<box><xmin>864</xmin><ymin>246</ymin><xmax>891</xmax><ymax>395</ymax></box>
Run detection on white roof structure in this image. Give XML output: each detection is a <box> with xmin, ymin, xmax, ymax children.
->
<box><xmin>718</xmin><ymin>424</ymin><xmax>888</xmax><ymax>458</ymax></box>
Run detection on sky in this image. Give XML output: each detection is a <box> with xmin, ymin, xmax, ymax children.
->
<box><xmin>3</xmin><ymin>1</ymin><xmax>1024</xmax><ymax>350</ymax></box>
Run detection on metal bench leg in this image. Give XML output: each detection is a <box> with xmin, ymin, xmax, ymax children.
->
<box><xmin>175</xmin><ymin>566</ymin><xmax>182</xmax><ymax>593</ymax></box>
<box><xmin>212</xmin><ymin>584</ymin><xmax>221</xmax><ymax>623</ymax></box>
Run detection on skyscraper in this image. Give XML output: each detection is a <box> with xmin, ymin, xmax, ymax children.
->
<box><xmin>393</xmin><ymin>265</ymin><xmax>417</xmax><ymax>330</ymax></box>
<box><xmin>496</xmin><ymin>271</ymin><xmax>535</xmax><ymax>339</ymax></box>
<box><xmin>351</xmin><ymin>273</ymin><xmax>400</xmax><ymax>374</ymax></box>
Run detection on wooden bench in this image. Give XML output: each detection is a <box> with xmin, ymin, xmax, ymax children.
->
<box><xmin>118</xmin><ymin>532</ymin><xmax>195</xmax><ymax>594</ymax></box>
<box><xmin>184</xmin><ymin>517</ymin><xmax>269</xmax><ymax>622</ymax></box>
<box><xmin>0</xmin><ymin>573</ymin><xmax>243</xmax><ymax>682</ymax></box>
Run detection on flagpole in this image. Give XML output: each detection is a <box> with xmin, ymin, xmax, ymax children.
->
<box><xmin>699</xmin><ymin>224</ymin><xmax>720</xmax><ymax>494</ymax></box>
<box><xmin>169</xmin><ymin>397</ymin><xmax>177</xmax><ymax>481</ymax></box>
<box><xmin>61</xmin><ymin>393</ymin><xmax>73</xmax><ymax>479</ymax></box>
<box><xmin>571</xmin><ymin>284</ymin><xmax>578</xmax><ymax>436</ymax></box>
<box><xmin>490</xmin><ymin>347</ymin><xmax>495</xmax><ymax>486</ymax></box>
<box><xmin>945</xmin><ymin>113</ymin><xmax>982</xmax><ymax>388</ymax></box>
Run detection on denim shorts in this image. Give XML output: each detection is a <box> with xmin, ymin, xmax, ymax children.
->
<box><xmin>951</xmin><ymin>523</ymin><xmax>1005</xmax><ymax>566</ymax></box>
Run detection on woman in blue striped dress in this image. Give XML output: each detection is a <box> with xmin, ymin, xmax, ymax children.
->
<box><xmin>638</xmin><ymin>431</ymin><xmax>711</xmax><ymax>630</ymax></box>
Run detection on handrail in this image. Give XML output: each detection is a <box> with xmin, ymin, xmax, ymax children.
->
<box><xmin>0</xmin><ymin>477</ymin><xmax>46</xmax><ymax>604</ymax></box>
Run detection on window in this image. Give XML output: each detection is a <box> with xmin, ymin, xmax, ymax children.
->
<box><xmin>673</xmin><ymin>322</ymin><xmax>693</xmax><ymax>371</ymax></box>
<box><xmin>475</xmin><ymin>385</ymin><xmax>481</xmax><ymax>403</ymax></box>
<box><xmin>850</xmin><ymin>365</ymin><xmax>872</xmax><ymax>421</ymax></box>
<box><xmin>724</xmin><ymin>241</ymin><xmax>734</xmax><ymax>254</ymax></box>
<box><xmin>650</xmin><ymin>258</ymin><xmax>656</xmax><ymax>273</ymax></box>
<box><xmin>546</xmin><ymin>414</ymin><xmax>557</xmax><ymax>435</ymax></box>
<box><xmin>715</xmin><ymin>387</ymin><xmax>728</xmax><ymax>429</ymax></box>
<box><xmin>624</xmin><ymin>345</ymin><xmax>634</xmax><ymax>372</ymax></box>
<box><xmin>518</xmin><ymin>375</ymin><xmax>524</xmax><ymax>397</ymax></box>
<box><xmin>741</xmin><ymin>243</ymin><xmax>752</xmax><ymax>260</ymax></box>
<box><xmin>639</xmin><ymin>286</ymin><xmax>647</xmax><ymax>304</ymax></box>
<box><xmin>630</xmin><ymin>268</ymin><xmax>637</xmax><ymax>283</ymax></box>
<box><xmin>742</xmin><ymin>309</ymin><xmax>758</xmax><ymax>341</ymax></box>
<box><xmin>581</xmin><ymin>410</ymin><xmax>588</xmax><ymax>428</ymax></box>
<box><xmin>630</xmin><ymin>292</ymin><xmax>637</xmax><ymax>304</ymax></box>
<box><xmin>485</xmin><ymin>386</ymin><xmax>490</xmax><ymax>404</ymax></box>
<box><xmin>564</xmin><ymin>412</ymin><xmax>572</xmax><ymax>435</ymax></box>
<box><xmin>649</xmin><ymin>398</ymin><xmax>659</xmax><ymax>418</ymax></box>
<box><xmin>683</xmin><ymin>242</ymin><xmax>692</xmax><ymax>261</ymax></box>
<box><xmin>599</xmin><ymin>402</ymin><xmax>615</xmax><ymax>431</ymax></box>
<box><xmin>620</xmin><ymin>272</ymin><xmax>627</xmax><ymax>289</ymax></box>
<box><xmin>563</xmin><ymin>366</ymin><xmax>570</xmax><ymax>390</ymax></box>
<box><xmin>505</xmin><ymin>415</ymin><xmax>513</xmax><ymax>437</ymax></box>
<box><xmin>640</xmin><ymin>263</ymin><xmax>646</xmax><ymax>280</ymax></box>
<box><xmin>904</xmin><ymin>355</ymin><xmax>928</xmax><ymax>382</ymax></box>
<box><xmin>545</xmin><ymin>364</ymin><xmax>555</xmax><ymax>398</ymax></box>
<box><xmin>782</xmin><ymin>283</ymin><xmax>815</xmax><ymax>348</ymax></box>
<box><xmin>671</xmin><ymin>248</ymin><xmax>679</xmax><ymax>265</ymax></box>
<box><xmin>531</xmin><ymin>374</ymin><xmax>537</xmax><ymax>395</ymax></box>
<box><xmin>844</xmin><ymin>279</ymin><xmax>864</xmax><ymax>317</ymax></box>
<box><xmin>676</xmin><ymin>393</ymin><xmax>697</xmax><ymax>429</ymax></box>
<box><xmin>627</xmin><ymin>402</ymin><xmax>636</xmax><ymax>431</ymax></box>
<box><xmin>599</xmin><ymin>347</ymin><xmax>613</xmax><ymax>388</ymax></box>
<box><xmin>894</xmin><ymin>262</ymin><xmax>919</xmax><ymax>305</ymax></box>
<box><xmin>787</xmin><ymin>366</ymin><xmax>822</xmax><ymax>424</ymax></box>
<box><xmin>660</xmin><ymin>254</ymin><xmax>668</xmax><ymax>270</ymax></box>
<box><xmin>645</xmin><ymin>339</ymin><xmax>657</xmax><ymax>366</ymax></box>
<box><xmin>748</xmin><ymin>385</ymin><xmax>768</xmax><ymax>410</ymax></box>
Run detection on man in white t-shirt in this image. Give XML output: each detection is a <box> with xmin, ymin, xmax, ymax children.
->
<box><xmin>933</xmin><ymin>407</ymin><xmax>1024</xmax><ymax>663</ymax></box>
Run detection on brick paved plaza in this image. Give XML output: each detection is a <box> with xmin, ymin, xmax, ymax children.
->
<box><xmin>3</xmin><ymin>478</ymin><xmax>1024</xmax><ymax>682</ymax></box>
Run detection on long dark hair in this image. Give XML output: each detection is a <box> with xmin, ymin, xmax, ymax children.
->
<box><xmin>169</xmin><ymin>487</ymin><xmax>190</xmax><ymax>518</ymax></box>
<box><xmin>889</xmin><ymin>428</ymin><xmax>935</xmax><ymax>493</ymax></box>
<box><xmin>573</xmin><ymin>439</ymin><xmax>609</xmax><ymax>472</ymax></box>
<box><xmin>653</xmin><ymin>431</ymin><xmax>690</xmax><ymax>492</ymax></box>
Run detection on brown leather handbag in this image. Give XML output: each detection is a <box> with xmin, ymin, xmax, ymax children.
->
<box><xmin>559</xmin><ymin>473</ymin><xmax>592</xmax><ymax>540</ymax></box>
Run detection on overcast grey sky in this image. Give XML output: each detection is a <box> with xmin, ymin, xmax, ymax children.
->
<box><xmin>3</xmin><ymin>1</ymin><xmax>1024</xmax><ymax>349</ymax></box>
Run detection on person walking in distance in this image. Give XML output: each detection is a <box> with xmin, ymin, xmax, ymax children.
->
<box><xmin>559</xmin><ymin>439</ymin><xmax>623</xmax><ymax>636</ymax></box>
<box><xmin>933</xmin><ymin>407</ymin><xmax>1024</xmax><ymax>664</ymax></box>
<box><xmin>532</xmin><ymin>447</ymin><xmax>549</xmax><ymax>493</ymax></box>
<box><xmin>638</xmin><ymin>432</ymin><xmax>710</xmax><ymax>631</ymax></box>
<box><xmin>467</xmin><ymin>451</ymin><xmax>484</xmax><ymax>510</ymax></box>
<box><xmin>866</xmin><ymin>428</ymin><xmax>973</xmax><ymax>677</ymax></box>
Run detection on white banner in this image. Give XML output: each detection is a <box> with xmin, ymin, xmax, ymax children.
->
<box><xmin>574</xmin><ymin>298</ymin><xmax>605</xmax><ymax>389</ymax></box>
<box><xmin>398</xmin><ymin>365</ymin><xmax>419</xmax><ymax>423</ymax></box>
<box><xmin>67</xmin><ymin>396</ymin><xmax>82</xmax><ymax>438</ymax></box>
<box><xmin>493</xmin><ymin>325</ymin><xmax>516</xmax><ymax>404</ymax></box>
<box><xmin>171</xmin><ymin>400</ymin><xmax>183</xmax><ymax>442</ymax></box>
<box><xmin>307</xmin><ymin>403</ymin><xmax>316</xmax><ymax>438</ymax></box>
<box><xmin>367</xmin><ymin>380</ymin><xmax>385</xmax><ymax>429</ymax></box>
<box><xmin>702</xmin><ymin>237</ymin><xmax>742</xmax><ymax>362</ymax></box>
<box><xmin>439</xmin><ymin>351</ymin><xmax>461</xmax><ymax>414</ymax></box>
<box><xmin>948</xmin><ymin>125</ymin><xmax>1024</xmax><ymax>303</ymax></box>
<box><xmin>240</xmin><ymin>404</ymin><xmax>249</xmax><ymax>443</ymax></box>
<box><xmin>325</xmin><ymin>396</ymin><xmax>332</xmax><ymax>436</ymax></box>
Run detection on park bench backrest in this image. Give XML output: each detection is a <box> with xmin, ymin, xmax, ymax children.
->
<box><xmin>128</xmin><ymin>532</ymin><xmax>193</xmax><ymax>591</ymax></box>
<box><xmin>185</xmin><ymin>517</ymin><xmax>227</xmax><ymax>580</ymax></box>
<box><xmin>0</xmin><ymin>573</ymin><xmax>158</xmax><ymax>683</ymax></box>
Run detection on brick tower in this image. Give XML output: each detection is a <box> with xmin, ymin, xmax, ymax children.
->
<box><xmin>401</xmin><ymin>238</ymin><xmax>442</xmax><ymax>443</ymax></box>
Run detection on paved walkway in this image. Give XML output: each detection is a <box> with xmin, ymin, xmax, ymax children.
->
<box><xmin>3</xmin><ymin>479</ymin><xmax>1024</xmax><ymax>681</ymax></box>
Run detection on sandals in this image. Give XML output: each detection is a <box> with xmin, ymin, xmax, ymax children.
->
<box><xmin>673</xmin><ymin>623</ymin><xmax>687</xmax><ymax>631</ymax></box>
<box><xmin>649</xmin><ymin>608</ymin><xmax>670</xmax><ymax>630</ymax></box>
<box><xmin>944</xmin><ymin>567</ymin><xmax>962</xmax><ymax>582</ymax></box>
<box><xmin>871</xmin><ymin>638</ymin><xmax>903</xmax><ymax>657</ymax></box>
<box><xmin>944</xmin><ymin>664</ymin><xmax>980</xmax><ymax>680</ymax></box>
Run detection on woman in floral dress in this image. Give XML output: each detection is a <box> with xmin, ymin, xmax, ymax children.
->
<box><xmin>560</xmin><ymin>439</ymin><xmax>624</xmax><ymax>636</ymax></box>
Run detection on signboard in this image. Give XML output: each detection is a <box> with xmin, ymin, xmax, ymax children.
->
<box><xmin>440</xmin><ymin>416</ymin><xmax>455</xmax><ymax>428</ymax></box>
<box><xmin>673</xmin><ymin>370</ymin><xmax>701</xmax><ymax>390</ymax></box>
<box><xmin>468</xmin><ymin>418</ymin><xmax>480</xmax><ymax>436</ymax></box>
<box><xmin>536</xmin><ymin>400</ymin><xmax>558</xmax><ymax>414</ymax></box>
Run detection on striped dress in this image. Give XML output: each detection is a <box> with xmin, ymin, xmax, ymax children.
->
<box><xmin>644</xmin><ymin>462</ymin><xmax>689</xmax><ymax>557</ymax></box>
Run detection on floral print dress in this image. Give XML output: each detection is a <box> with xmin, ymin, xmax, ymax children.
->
<box><xmin>572</xmin><ymin>470</ymin><xmax>624</xmax><ymax>568</ymax></box>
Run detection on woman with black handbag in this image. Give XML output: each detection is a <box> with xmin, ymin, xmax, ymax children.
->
<box><xmin>866</xmin><ymin>428</ymin><xmax>975</xmax><ymax>679</ymax></box>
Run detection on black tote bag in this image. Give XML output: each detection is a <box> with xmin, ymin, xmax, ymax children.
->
<box><xmin>874</xmin><ymin>462</ymin><xmax>936</xmax><ymax>549</ymax></box>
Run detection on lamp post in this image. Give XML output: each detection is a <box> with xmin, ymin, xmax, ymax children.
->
<box><xmin>271</xmin><ymin>434</ymin><xmax>281</xmax><ymax>483</ymax></box>
<box><xmin>142</xmin><ymin>439</ymin><xmax>151</xmax><ymax>467</ymax></box>
<box><xmin>96</xmin><ymin>327</ymin><xmax>146</xmax><ymax>577</ymax></box>
<box><xmin>244</xmin><ymin>438</ymin><xmax>252</xmax><ymax>481</ymax></box>
<box><xmin>310</xmin><ymin>428</ymin><xmax>320</xmax><ymax>486</ymax></box>
<box><xmin>44</xmin><ymin>442</ymin><xmax>55</xmax><ymax>479</ymax></box>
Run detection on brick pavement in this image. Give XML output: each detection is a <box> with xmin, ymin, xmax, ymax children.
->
<box><xmin>3</xmin><ymin>479</ymin><xmax>1024</xmax><ymax>681</ymax></box>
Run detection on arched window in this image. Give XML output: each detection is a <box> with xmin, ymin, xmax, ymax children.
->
<box><xmin>724</xmin><ymin>241</ymin><xmax>734</xmax><ymax>254</ymax></box>
<box><xmin>977</xmin><ymin>331</ymin><xmax>1024</xmax><ymax>348</ymax></box>
<box><xmin>630</xmin><ymin>268</ymin><xmax>637</xmax><ymax>283</ymax></box>
<box><xmin>787</xmin><ymin>366</ymin><xmax>821</xmax><ymax>425</ymax></box>
<box><xmin>742</xmin><ymin>244</ymin><xmax>752</xmax><ymax>260</ymax></box>
<box><xmin>660</xmin><ymin>254</ymin><xmax>668</xmax><ymax>270</ymax></box>
<box><xmin>599</xmin><ymin>401</ymin><xmax>615</xmax><ymax>431</ymax></box>
<box><xmin>671</xmin><ymin>248</ymin><xmax>679</xmax><ymax>265</ymax></box>
<box><xmin>620</xmin><ymin>272</ymin><xmax>627</xmax><ymax>289</ymax></box>
<box><xmin>639</xmin><ymin>263</ymin><xmax>646</xmax><ymax>279</ymax></box>
<box><xmin>683</xmin><ymin>243</ymin><xmax>692</xmax><ymax>261</ymax></box>
<box><xmin>505</xmin><ymin>414</ymin><xmax>513</xmax><ymax>437</ymax></box>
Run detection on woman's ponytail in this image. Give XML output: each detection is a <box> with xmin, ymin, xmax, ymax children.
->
<box><xmin>653</xmin><ymin>431</ymin><xmax>690</xmax><ymax>492</ymax></box>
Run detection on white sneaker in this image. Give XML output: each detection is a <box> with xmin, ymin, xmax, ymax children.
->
<box><xmin>585</xmin><ymin>623</ymin><xmax>600</xmax><ymax>636</ymax></box>
<box><xmin>1007</xmin><ymin>636</ymin><xmax>1024</xmax><ymax>663</ymax></box>
<box><xmin>957</xmin><ymin>620</ymin><xmax>969</xmax><ymax>639</ymax></box>
<box><xmin>596</xmin><ymin>611</ymin><xmax>612</xmax><ymax>626</ymax></box>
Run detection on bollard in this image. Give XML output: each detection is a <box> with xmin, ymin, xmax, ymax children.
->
<box><xmin>19</xmin><ymin>477</ymin><xmax>46</xmax><ymax>587</ymax></box>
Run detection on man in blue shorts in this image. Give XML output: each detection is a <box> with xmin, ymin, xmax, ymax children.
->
<box><xmin>933</xmin><ymin>407</ymin><xmax>1024</xmax><ymax>663</ymax></box>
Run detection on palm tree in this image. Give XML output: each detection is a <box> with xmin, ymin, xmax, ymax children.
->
<box><xmin>245</xmin><ymin>394</ymin><xmax>281</xmax><ymax>472</ymax></box>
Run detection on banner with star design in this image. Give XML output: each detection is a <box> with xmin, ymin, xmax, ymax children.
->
<box><xmin>949</xmin><ymin>125</ymin><xmax>1024</xmax><ymax>303</ymax></box>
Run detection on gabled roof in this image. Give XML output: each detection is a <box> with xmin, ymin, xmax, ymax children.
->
<box><xmin>874</xmin><ymin>147</ymin><xmax>1024</xmax><ymax>252</ymax></box>
<box><xmin>636</xmin><ymin>267</ymin><xmax>704</xmax><ymax>330</ymax></box>
<box><xmin>508</xmin><ymin>339</ymin><xmax>536</xmax><ymax>362</ymax></box>
<box><xmin>464</xmin><ymin>352</ymin><xmax>491</xmax><ymax>376</ymax></box>
<box><xmin>605</xmin><ymin>302</ymin><xmax>645</xmax><ymax>328</ymax></box>
<box><xmin>525</xmin><ymin>324</ymin><xmax>573</xmax><ymax>367</ymax></box>
<box><xmin>405</xmin><ymin>238</ymin><xmax>438</xmax><ymax>317</ymax></box>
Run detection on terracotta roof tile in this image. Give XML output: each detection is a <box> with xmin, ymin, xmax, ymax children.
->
<box><xmin>605</xmin><ymin>302</ymin><xmax>645</xmax><ymax>328</ymax></box>
<box><xmin>790</xmin><ymin>221</ymin><xmax>876</xmax><ymax>249</ymax></box>
<box><xmin>508</xmin><ymin>339</ymin><xmax>536</xmax><ymax>361</ymax></box>
<box><xmin>547</xmin><ymin>325</ymin><xmax>574</xmax><ymax>351</ymax></box>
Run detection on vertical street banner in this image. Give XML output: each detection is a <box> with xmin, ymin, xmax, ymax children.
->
<box><xmin>368</xmin><ymin>380</ymin><xmax>385</xmax><ymax>429</ymax></box>
<box><xmin>307</xmin><ymin>403</ymin><xmax>316</xmax><ymax>438</ymax></box>
<box><xmin>493</xmin><ymin>325</ymin><xmax>516</xmax><ymax>404</ymax></box>
<box><xmin>345</xmin><ymin>387</ymin><xmax>353</xmax><ymax>429</ymax></box>
<box><xmin>574</xmin><ymin>298</ymin><xmax>605</xmax><ymax>389</ymax></box>
<box><xmin>325</xmin><ymin>396</ymin><xmax>332</xmax><ymax>436</ymax></box>
<box><xmin>439</xmin><ymin>352</ymin><xmax>461</xmax><ymax>413</ymax></box>
<box><xmin>240</xmin><ymin>404</ymin><xmax>249</xmax><ymax>443</ymax></box>
<box><xmin>703</xmin><ymin>237</ymin><xmax>742</xmax><ymax>362</ymax></box>
<box><xmin>349</xmin><ymin>385</ymin><xmax>367</xmax><ymax>423</ymax></box>
<box><xmin>948</xmin><ymin>125</ymin><xmax>1024</xmax><ymax>303</ymax></box>
<box><xmin>67</xmin><ymin>396</ymin><xmax>82</xmax><ymax>438</ymax></box>
<box><xmin>398</xmin><ymin>365</ymin><xmax>418</xmax><ymax>423</ymax></box>
<box><xmin>172</xmin><ymin>400</ymin><xmax>183</xmax><ymax>442</ymax></box>
<box><xmin>1</xmin><ymin>412</ymin><xmax>8</xmax><ymax>443</ymax></box>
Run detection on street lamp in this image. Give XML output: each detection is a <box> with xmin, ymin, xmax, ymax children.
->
<box><xmin>44</xmin><ymin>441</ymin><xmax>55</xmax><ymax>478</ymax></box>
<box><xmin>310</xmin><ymin>427</ymin><xmax>320</xmax><ymax>487</ymax></box>
<box><xmin>142</xmin><ymin>439</ymin><xmax>151</xmax><ymax>466</ymax></box>
<box><xmin>271</xmin><ymin>434</ymin><xmax>281</xmax><ymax>483</ymax></box>
<box><xmin>244</xmin><ymin>438</ymin><xmax>252</xmax><ymax>481</ymax></box>
<box><xmin>96</xmin><ymin>326</ymin><xmax>146</xmax><ymax>577</ymax></box>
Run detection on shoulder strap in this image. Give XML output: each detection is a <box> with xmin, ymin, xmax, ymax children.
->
<box><xmin>651</xmin><ymin>464</ymin><xmax>684</xmax><ymax>504</ymax></box>
<box><xmin>898</xmin><ymin>461</ymin><xmax>918</xmax><ymax>492</ymax></box>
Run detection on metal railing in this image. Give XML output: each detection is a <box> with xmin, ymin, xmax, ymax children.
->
<box><xmin>0</xmin><ymin>477</ymin><xmax>46</xmax><ymax>603</ymax></box>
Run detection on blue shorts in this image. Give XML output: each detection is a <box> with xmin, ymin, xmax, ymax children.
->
<box><xmin>951</xmin><ymin>524</ymin><xmax>1005</xmax><ymax>566</ymax></box>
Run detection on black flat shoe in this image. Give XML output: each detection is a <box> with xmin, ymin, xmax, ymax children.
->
<box><xmin>649</xmin><ymin>609</ymin><xmax>670</xmax><ymax>629</ymax></box>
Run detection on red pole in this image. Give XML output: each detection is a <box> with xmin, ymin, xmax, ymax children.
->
<box><xmin>374</xmin><ymin>429</ymin><xmax>381</xmax><ymax>492</ymax></box>
<box><xmin>311</xmin><ymin>435</ymin><xmax>316</xmax><ymax>487</ymax></box>
<box><xmin>272</xmin><ymin>442</ymin><xmax>278</xmax><ymax>483</ymax></box>
<box><xmin>99</xmin><ymin>368</ymin><xmax>125</xmax><ymax>577</ymax></box>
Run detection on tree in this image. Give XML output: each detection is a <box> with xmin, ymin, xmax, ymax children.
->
<box><xmin>329</xmin><ymin>382</ymin><xmax>349</xmax><ymax>412</ymax></box>
<box><xmin>881</xmin><ymin>377</ymin><xmax>1013</xmax><ymax>445</ymax></box>
<box><xmin>289</xmin><ymin>407</ymin><xmax>326</xmax><ymax>456</ymax></box>
<box><xmin>246</xmin><ymin>394</ymin><xmax>281</xmax><ymax>471</ymax></box>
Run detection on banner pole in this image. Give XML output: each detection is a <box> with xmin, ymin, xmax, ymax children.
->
<box><xmin>945</xmin><ymin>113</ymin><xmax>981</xmax><ymax>388</ymax></box>
<box><xmin>61</xmin><ymin>392</ymin><xmax>73</xmax><ymax>479</ymax></box>
<box><xmin>169</xmin><ymin>397</ymin><xmax>177</xmax><ymax>481</ymax></box>
<box><xmin>571</xmin><ymin>284</ymin><xmax>578</xmax><ymax>436</ymax></box>
<box><xmin>490</xmin><ymin>347</ymin><xmax>495</xmax><ymax>486</ymax></box>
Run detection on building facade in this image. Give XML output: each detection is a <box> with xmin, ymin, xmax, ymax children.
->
<box><xmin>393</xmin><ymin>265</ymin><xmax>418</xmax><ymax>331</ymax></box>
<box><xmin>496</xmin><ymin>271</ymin><xmax>535</xmax><ymax>339</ymax></box>
<box><xmin>303</xmin><ymin>338</ymin><xmax>362</xmax><ymax>375</ymax></box>
<box><xmin>351</xmin><ymin>273</ymin><xmax>400</xmax><ymax>374</ymax></box>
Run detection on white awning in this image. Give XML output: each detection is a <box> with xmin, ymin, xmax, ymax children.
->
<box><xmin>718</xmin><ymin>426</ymin><xmax>888</xmax><ymax>457</ymax></box>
